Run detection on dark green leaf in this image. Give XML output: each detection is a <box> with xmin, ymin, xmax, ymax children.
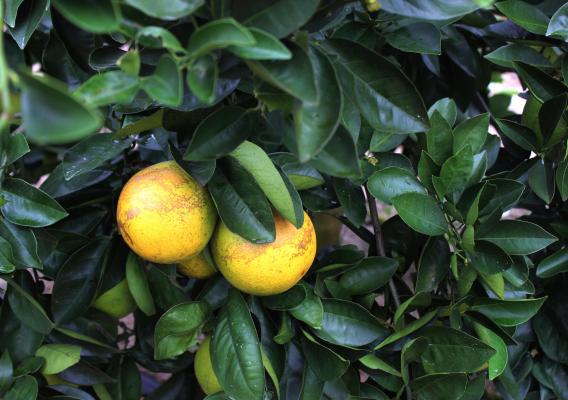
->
<box><xmin>136</xmin><ymin>26</ymin><xmax>185</xmax><ymax>53</ymax></box>
<box><xmin>212</xmin><ymin>289</ymin><xmax>264</xmax><ymax>400</ymax></box>
<box><xmin>208</xmin><ymin>163</ymin><xmax>275</xmax><ymax>243</ymax></box>
<box><xmin>19</xmin><ymin>71</ymin><xmax>102</xmax><ymax>144</ymax></box>
<box><xmin>309</xmin><ymin>125</ymin><xmax>361</xmax><ymax>179</ymax></box>
<box><xmin>229</xmin><ymin>140</ymin><xmax>303</xmax><ymax>228</ymax></box>
<box><xmin>0</xmin><ymin>351</ymin><xmax>13</xmax><ymax>394</ymax></box>
<box><xmin>556</xmin><ymin>158</ymin><xmax>568</xmax><ymax>201</ymax></box>
<box><xmin>426</xmin><ymin>111</ymin><xmax>453</xmax><ymax>165</ymax></box>
<box><xmin>333</xmin><ymin>178</ymin><xmax>366</xmax><ymax>227</ymax></box>
<box><xmin>187</xmin><ymin>18</ymin><xmax>255</xmax><ymax>58</ymax></box>
<box><xmin>313</xmin><ymin>298</ymin><xmax>388</xmax><ymax>347</ymax></box>
<box><xmin>142</xmin><ymin>54</ymin><xmax>182</xmax><ymax>106</ymax></box>
<box><xmin>467</xmin><ymin>241</ymin><xmax>512</xmax><ymax>275</ymax></box>
<box><xmin>338</xmin><ymin>257</ymin><xmax>398</xmax><ymax>295</ymax></box>
<box><xmin>51</xmin><ymin>0</ymin><xmax>120</xmax><ymax>33</ymax></box>
<box><xmin>125</xmin><ymin>252</ymin><xmax>156</xmax><ymax>316</ymax></box>
<box><xmin>51</xmin><ymin>238</ymin><xmax>110</xmax><ymax>324</ymax></box>
<box><xmin>6</xmin><ymin>277</ymin><xmax>54</xmax><ymax>335</ymax></box>
<box><xmin>0</xmin><ymin>237</ymin><xmax>16</xmax><ymax>274</ymax></box>
<box><xmin>322</xmin><ymin>39</ymin><xmax>429</xmax><ymax>133</ymax></box>
<box><xmin>228</xmin><ymin>28</ymin><xmax>291</xmax><ymax>60</ymax></box>
<box><xmin>420</xmin><ymin>326</ymin><xmax>495</xmax><ymax>373</ymax></box>
<box><xmin>4</xmin><ymin>376</ymin><xmax>38</xmax><ymax>400</ymax></box>
<box><xmin>392</xmin><ymin>193</ymin><xmax>448</xmax><ymax>236</ymax></box>
<box><xmin>495</xmin><ymin>119</ymin><xmax>537</xmax><ymax>152</ymax></box>
<box><xmin>477</xmin><ymin>220</ymin><xmax>557</xmax><ymax>255</ymax></box>
<box><xmin>495</xmin><ymin>0</ymin><xmax>549</xmax><ymax>34</ymax></box>
<box><xmin>539</xmin><ymin>93</ymin><xmax>568</xmax><ymax>142</ymax></box>
<box><xmin>5</xmin><ymin>133</ymin><xmax>30</xmax><ymax>165</ymax></box>
<box><xmin>485</xmin><ymin>44</ymin><xmax>552</xmax><ymax>69</ymax></box>
<box><xmin>62</xmin><ymin>134</ymin><xmax>132</xmax><ymax>180</ymax></box>
<box><xmin>547</xmin><ymin>3</ymin><xmax>568</xmax><ymax>40</ymax></box>
<box><xmin>228</xmin><ymin>0</ymin><xmax>319</xmax><ymax>38</ymax></box>
<box><xmin>247</xmin><ymin>43</ymin><xmax>317</xmax><ymax>103</ymax></box>
<box><xmin>410</xmin><ymin>373</ymin><xmax>467</xmax><ymax>400</ymax></box>
<box><xmin>439</xmin><ymin>146</ymin><xmax>474</xmax><ymax>194</ymax></box>
<box><xmin>1</xmin><ymin>178</ymin><xmax>68</xmax><ymax>228</ymax></box>
<box><xmin>513</xmin><ymin>61</ymin><xmax>566</xmax><ymax>102</ymax></box>
<box><xmin>271</xmin><ymin>153</ymin><xmax>324</xmax><ymax>190</ymax></box>
<box><xmin>185</xmin><ymin>107</ymin><xmax>249</xmax><ymax>161</ymax></box>
<box><xmin>469</xmin><ymin>297</ymin><xmax>546</xmax><ymax>326</ymax></box>
<box><xmin>187</xmin><ymin>54</ymin><xmax>218</xmax><ymax>105</ymax></box>
<box><xmin>0</xmin><ymin>220</ymin><xmax>41</xmax><ymax>269</ymax></box>
<box><xmin>290</xmin><ymin>285</ymin><xmax>324</xmax><ymax>329</ymax></box>
<box><xmin>528</xmin><ymin>159</ymin><xmax>555</xmax><ymax>203</ymax></box>
<box><xmin>367</xmin><ymin>166</ymin><xmax>426</xmax><ymax>204</ymax></box>
<box><xmin>472</xmin><ymin>322</ymin><xmax>507</xmax><ymax>380</ymax></box>
<box><xmin>75</xmin><ymin>71</ymin><xmax>139</xmax><ymax>107</ymax></box>
<box><xmin>536</xmin><ymin>247</ymin><xmax>568</xmax><ymax>278</ymax></box>
<box><xmin>381</xmin><ymin>0</ymin><xmax>479</xmax><ymax>20</ymax></box>
<box><xmin>416</xmin><ymin>237</ymin><xmax>450</xmax><ymax>293</ymax></box>
<box><xmin>301</xmin><ymin>332</ymin><xmax>349</xmax><ymax>381</ymax></box>
<box><xmin>8</xmin><ymin>0</ymin><xmax>49</xmax><ymax>49</ymax></box>
<box><xmin>154</xmin><ymin>301</ymin><xmax>209</xmax><ymax>360</ymax></box>
<box><xmin>124</xmin><ymin>0</ymin><xmax>204</xmax><ymax>20</ymax></box>
<box><xmin>293</xmin><ymin>46</ymin><xmax>341</xmax><ymax>162</ymax></box>
<box><xmin>385</xmin><ymin>23</ymin><xmax>441</xmax><ymax>55</ymax></box>
<box><xmin>453</xmin><ymin>113</ymin><xmax>489</xmax><ymax>155</ymax></box>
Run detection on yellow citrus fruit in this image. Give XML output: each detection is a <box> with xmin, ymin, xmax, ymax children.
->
<box><xmin>194</xmin><ymin>336</ymin><xmax>222</xmax><ymax>395</ymax></box>
<box><xmin>116</xmin><ymin>161</ymin><xmax>217</xmax><ymax>264</ymax></box>
<box><xmin>178</xmin><ymin>248</ymin><xmax>217</xmax><ymax>279</ymax></box>
<box><xmin>93</xmin><ymin>279</ymin><xmax>137</xmax><ymax>319</ymax></box>
<box><xmin>211</xmin><ymin>212</ymin><xmax>317</xmax><ymax>296</ymax></box>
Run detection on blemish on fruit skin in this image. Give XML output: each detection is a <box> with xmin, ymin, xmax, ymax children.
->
<box><xmin>212</xmin><ymin>211</ymin><xmax>317</xmax><ymax>295</ymax></box>
<box><xmin>117</xmin><ymin>161</ymin><xmax>217</xmax><ymax>264</ymax></box>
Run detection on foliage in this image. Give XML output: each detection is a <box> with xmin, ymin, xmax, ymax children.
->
<box><xmin>1</xmin><ymin>0</ymin><xmax>568</xmax><ymax>399</ymax></box>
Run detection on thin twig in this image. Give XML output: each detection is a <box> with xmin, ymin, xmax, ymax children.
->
<box><xmin>363</xmin><ymin>185</ymin><xmax>401</xmax><ymax>308</ymax></box>
<box><xmin>365</xmin><ymin>184</ymin><xmax>411</xmax><ymax>399</ymax></box>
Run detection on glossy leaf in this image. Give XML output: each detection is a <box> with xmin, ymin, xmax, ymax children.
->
<box><xmin>62</xmin><ymin>134</ymin><xmax>132</xmax><ymax>180</ymax></box>
<box><xmin>368</xmin><ymin>166</ymin><xmax>426</xmax><ymax>204</ymax></box>
<box><xmin>124</xmin><ymin>0</ymin><xmax>204</xmax><ymax>20</ymax></box>
<box><xmin>293</xmin><ymin>46</ymin><xmax>342</xmax><ymax>162</ymax></box>
<box><xmin>36</xmin><ymin>344</ymin><xmax>81</xmax><ymax>374</ymax></box>
<box><xmin>154</xmin><ymin>302</ymin><xmax>209</xmax><ymax>360</ymax></box>
<box><xmin>19</xmin><ymin>71</ymin><xmax>102</xmax><ymax>144</ymax></box>
<box><xmin>338</xmin><ymin>257</ymin><xmax>398</xmax><ymax>295</ymax></box>
<box><xmin>51</xmin><ymin>0</ymin><xmax>120</xmax><ymax>33</ymax></box>
<box><xmin>212</xmin><ymin>290</ymin><xmax>264</xmax><ymax>400</ymax></box>
<box><xmin>228</xmin><ymin>140</ymin><xmax>303</xmax><ymax>228</ymax></box>
<box><xmin>51</xmin><ymin>238</ymin><xmax>110</xmax><ymax>324</ymax></box>
<box><xmin>1</xmin><ymin>178</ymin><xmax>68</xmax><ymax>228</ymax></box>
<box><xmin>208</xmin><ymin>162</ymin><xmax>275</xmax><ymax>243</ymax></box>
<box><xmin>187</xmin><ymin>18</ymin><xmax>255</xmax><ymax>58</ymax></box>
<box><xmin>416</xmin><ymin>237</ymin><xmax>450</xmax><ymax>293</ymax></box>
<box><xmin>125</xmin><ymin>252</ymin><xmax>156</xmax><ymax>316</ymax></box>
<box><xmin>392</xmin><ymin>193</ymin><xmax>448</xmax><ymax>236</ymax></box>
<box><xmin>313</xmin><ymin>299</ymin><xmax>388</xmax><ymax>347</ymax></box>
<box><xmin>323</xmin><ymin>38</ymin><xmax>429</xmax><ymax>133</ymax></box>
<box><xmin>187</xmin><ymin>54</ymin><xmax>218</xmax><ymax>105</ymax></box>
<box><xmin>185</xmin><ymin>107</ymin><xmax>249</xmax><ymax>161</ymax></box>
<box><xmin>469</xmin><ymin>297</ymin><xmax>546</xmax><ymax>326</ymax></box>
<box><xmin>75</xmin><ymin>71</ymin><xmax>139</xmax><ymax>107</ymax></box>
<box><xmin>477</xmin><ymin>220</ymin><xmax>557</xmax><ymax>255</ymax></box>
<box><xmin>228</xmin><ymin>28</ymin><xmax>291</xmax><ymax>60</ymax></box>
<box><xmin>142</xmin><ymin>54</ymin><xmax>182</xmax><ymax>107</ymax></box>
<box><xmin>247</xmin><ymin>43</ymin><xmax>317</xmax><ymax>103</ymax></box>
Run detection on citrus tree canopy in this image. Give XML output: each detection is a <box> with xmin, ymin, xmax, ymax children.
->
<box><xmin>1</xmin><ymin>0</ymin><xmax>568</xmax><ymax>399</ymax></box>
